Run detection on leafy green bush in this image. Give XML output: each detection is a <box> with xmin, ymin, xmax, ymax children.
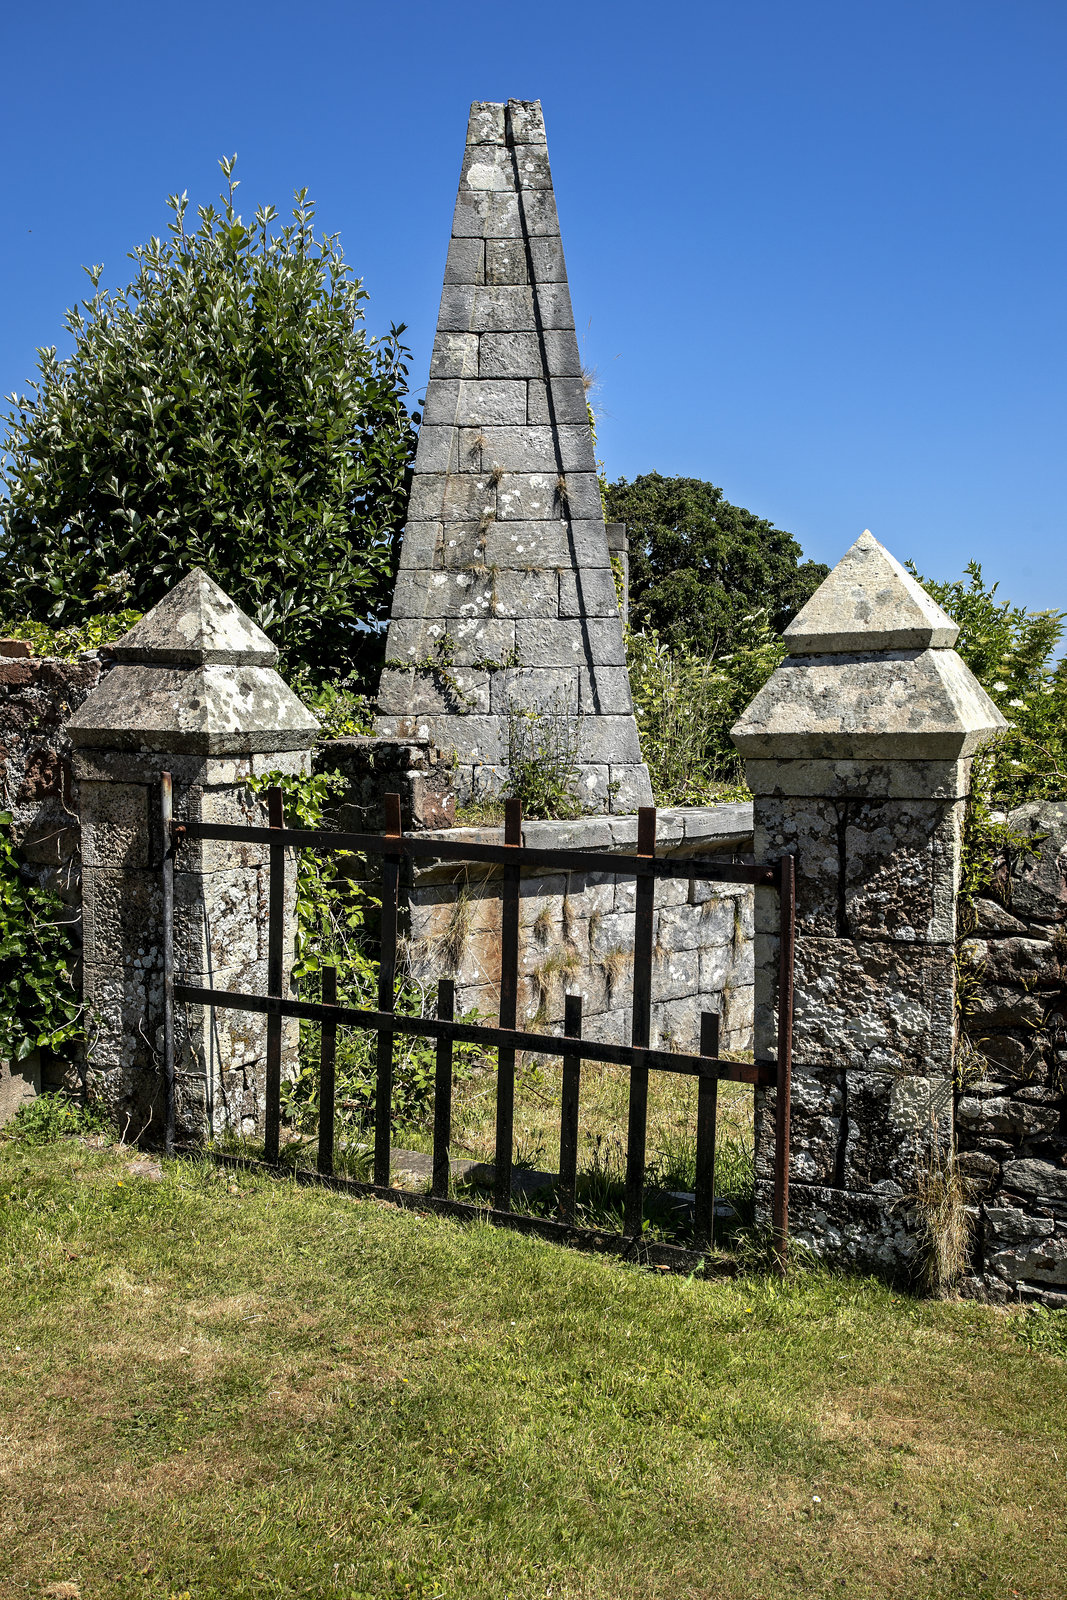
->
<box><xmin>0</xmin><ymin>813</ymin><xmax>82</xmax><ymax>1065</ymax></box>
<box><xmin>3</xmin><ymin>1092</ymin><xmax>108</xmax><ymax>1146</ymax></box>
<box><xmin>248</xmin><ymin>772</ymin><xmax>485</xmax><ymax>1139</ymax></box>
<box><xmin>1</xmin><ymin>157</ymin><xmax>416</xmax><ymax>680</ymax></box>
<box><xmin>917</xmin><ymin>562</ymin><xmax>1067</xmax><ymax>808</ymax></box>
<box><xmin>627</xmin><ymin>612</ymin><xmax>783</xmax><ymax>805</ymax></box>
<box><xmin>912</xmin><ymin>563</ymin><xmax>1067</xmax><ymax>908</ymax></box>
<box><xmin>606</xmin><ymin>472</ymin><xmax>827</xmax><ymax>655</ymax></box>
<box><xmin>0</xmin><ymin>606</ymin><xmax>143</xmax><ymax>659</ymax></box>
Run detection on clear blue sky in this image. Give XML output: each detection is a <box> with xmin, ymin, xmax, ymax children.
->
<box><xmin>2</xmin><ymin>0</ymin><xmax>1063</xmax><ymax>609</ymax></box>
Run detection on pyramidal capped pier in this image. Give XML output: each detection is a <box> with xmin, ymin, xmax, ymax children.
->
<box><xmin>376</xmin><ymin>99</ymin><xmax>652</xmax><ymax>814</ymax></box>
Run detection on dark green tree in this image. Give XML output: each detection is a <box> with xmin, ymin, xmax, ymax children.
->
<box><xmin>605</xmin><ymin>472</ymin><xmax>828</xmax><ymax>653</ymax></box>
<box><xmin>0</xmin><ymin>158</ymin><xmax>417</xmax><ymax>680</ymax></box>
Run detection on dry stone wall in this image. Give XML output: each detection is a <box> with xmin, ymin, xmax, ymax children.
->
<box><xmin>959</xmin><ymin>801</ymin><xmax>1067</xmax><ymax>1306</ymax></box>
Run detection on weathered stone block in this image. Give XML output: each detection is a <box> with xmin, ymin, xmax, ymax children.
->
<box><xmin>771</xmin><ymin>935</ymin><xmax>956</xmax><ymax>1074</ymax></box>
<box><xmin>578</xmin><ymin>665</ymin><xmax>635</xmax><ymax>715</ymax></box>
<box><xmin>477</xmin><ymin>330</ymin><xmax>581</xmax><ymax>379</ymax></box>
<box><xmin>527</xmin><ymin>377</ymin><xmax>591</xmax><ymax>426</ymax></box>
<box><xmin>488</xmin><ymin>666</ymin><xmax>577</xmax><ymax>714</ymax></box>
<box><xmin>377</xmin><ymin>666</ymin><xmax>491</xmax><ymax>717</ymax></box>
<box><xmin>559</xmin><ymin>567</ymin><xmax>620</xmax><ymax>619</ymax></box>
<box><xmin>470</xmin><ymin>424</ymin><xmax>593</xmax><ymax>474</ymax></box>
<box><xmin>577</xmin><ymin>716</ymin><xmax>642</xmax><ymax>765</ymax></box>
<box><xmin>1001</xmin><ymin>1158</ymin><xmax>1067</xmax><ymax>1207</ymax></box>
<box><xmin>384</xmin><ymin>616</ymin><xmax>517</xmax><ymax>668</ymax></box>
<box><xmin>752</xmin><ymin>794</ymin><xmax>963</xmax><ymax>943</ymax></box>
<box><xmin>1003</xmin><ymin>802</ymin><xmax>1067</xmax><ymax>921</ymax></box>
<box><xmin>423</xmin><ymin>378</ymin><xmax>528</xmax><ymax>428</ymax></box>
<box><xmin>429</xmin><ymin>331</ymin><xmax>480</xmax><ymax>378</ymax></box>
<box><xmin>513</xmin><ymin>618</ymin><xmax>627</xmax><ymax>668</ymax></box>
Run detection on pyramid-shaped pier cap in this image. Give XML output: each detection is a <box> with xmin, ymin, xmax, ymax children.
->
<box><xmin>68</xmin><ymin>568</ymin><xmax>318</xmax><ymax>754</ymax></box>
<box><xmin>783</xmin><ymin>530</ymin><xmax>959</xmax><ymax>654</ymax></box>
<box><xmin>376</xmin><ymin>99</ymin><xmax>652</xmax><ymax>813</ymax></box>
<box><xmin>110</xmin><ymin>568</ymin><xmax>278</xmax><ymax>665</ymax></box>
<box><xmin>732</xmin><ymin>532</ymin><xmax>1007</xmax><ymax>760</ymax></box>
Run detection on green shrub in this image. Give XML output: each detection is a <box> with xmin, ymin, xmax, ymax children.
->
<box><xmin>0</xmin><ymin>606</ymin><xmax>143</xmax><ymax>659</ymax></box>
<box><xmin>0</xmin><ymin>813</ymin><xmax>82</xmax><ymax>1066</ymax></box>
<box><xmin>627</xmin><ymin>612</ymin><xmax>783</xmax><ymax>806</ymax></box>
<box><xmin>1</xmin><ymin>157</ymin><xmax>416</xmax><ymax>681</ymax></box>
<box><xmin>3</xmin><ymin>1092</ymin><xmax>108</xmax><ymax>1146</ymax></box>
<box><xmin>247</xmin><ymin>772</ymin><xmax>486</xmax><ymax>1140</ymax></box>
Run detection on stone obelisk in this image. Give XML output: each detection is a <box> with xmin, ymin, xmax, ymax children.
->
<box><xmin>376</xmin><ymin>99</ymin><xmax>652</xmax><ymax>814</ymax></box>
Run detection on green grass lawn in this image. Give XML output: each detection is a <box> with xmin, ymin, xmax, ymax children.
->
<box><xmin>0</xmin><ymin>1137</ymin><xmax>1064</xmax><ymax>1600</ymax></box>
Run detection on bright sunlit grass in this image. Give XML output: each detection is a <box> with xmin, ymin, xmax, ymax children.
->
<box><xmin>0</xmin><ymin>1137</ymin><xmax>1064</xmax><ymax>1600</ymax></box>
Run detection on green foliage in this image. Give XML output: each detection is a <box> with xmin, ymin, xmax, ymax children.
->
<box><xmin>917</xmin><ymin>561</ymin><xmax>1067</xmax><ymax>809</ymax></box>
<box><xmin>0</xmin><ymin>813</ymin><xmax>82</xmax><ymax>1064</ymax></box>
<box><xmin>287</xmin><ymin>671</ymin><xmax>375</xmax><ymax>740</ymax></box>
<box><xmin>605</xmin><ymin>472</ymin><xmax>828</xmax><ymax>655</ymax></box>
<box><xmin>2</xmin><ymin>1092</ymin><xmax>108</xmax><ymax>1146</ymax></box>
<box><xmin>1016</xmin><ymin>1304</ymin><xmax>1067</xmax><ymax>1358</ymax></box>
<box><xmin>504</xmin><ymin>696</ymin><xmax>585</xmax><ymax>819</ymax></box>
<box><xmin>913</xmin><ymin>563</ymin><xmax>1067</xmax><ymax>907</ymax></box>
<box><xmin>1</xmin><ymin>157</ymin><xmax>417</xmax><ymax>680</ymax></box>
<box><xmin>0</xmin><ymin>606</ymin><xmax>143</xmax><ymax>659</ymax></box>
<box><xmin>627</xmin><ymin>613</ymin><xmax>783</xmax><ymax>805</ymax></box>
<box><xmin>247</xmin><ymin>771</ymin><xmax>484</xmax><ymax>1138</ymax></box>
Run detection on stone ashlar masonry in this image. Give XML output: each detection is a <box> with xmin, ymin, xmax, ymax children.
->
<box><xmin>375</xmin><ymin>98</ymin><xmax>653</xmax><ymax>815</ymax></box>
<box><xmin>395</xmin><ymin>805</ymin><xmax>755</xmax><ymax>1058</ymax></box>
<box><xmin>958</xmin><ymin>801</ymin><xmax>1067</xmax><ymax>1306</ymax></box>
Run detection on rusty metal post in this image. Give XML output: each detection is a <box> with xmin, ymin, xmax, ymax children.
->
<box><xmin>773</xmin><ymin>852</ymin><xmax>796</xmax><ymax>1274</ymax></box>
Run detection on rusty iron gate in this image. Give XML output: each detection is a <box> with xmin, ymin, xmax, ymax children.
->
<box><xmin>160</xmin><ymin>781</ymin><xmax>796</xmax><ymax>1273</ymax></box>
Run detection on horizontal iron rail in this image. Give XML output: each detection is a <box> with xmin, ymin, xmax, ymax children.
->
<box><xmin>174</xmin><ymin>981</ymin><xmax>777</xmax><ymax>1085</ymax></box>
<box><xmin>173</xmin><ymin>820</ymin><xmax>774</xmax><ymax>885</ymax></box>
<box><xmin>203</xmin><ymin>1150</ymin><xmax>738</xmax><ymax>1276</ymax></box>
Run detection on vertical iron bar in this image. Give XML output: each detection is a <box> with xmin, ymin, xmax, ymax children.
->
<box><xmin>494</xmin><ymin>798</ymin><xmax>522</xmax><ymax>1212</ymax></box>
<box><xmin>774</xmin><ymin>852</ymin><xmax>796</xmax><ymax>1275</ymax></box>
<box><xmin>264</xmin><ymin>786</ymin><xmax>285</xmax><ymax>1165</ymax></box>
<box><xmin>432</xmin><ymin>978</ymin><xmax>455</xmax><ymax>1200</ymax></box>
<box><xmin>558</xmin><ymin>992</ymin><xmax>583</xmax><ymax>1224</ymax></box>
<box><xmin>374</xmin><ymin>792</ymin><xmax>403</xmax><ymax>1188</ymax></box>
<box><xmin>624</xmin><ymin>806</ymin><xmax>657</xmax><ymax>1239</ymax></box>
<box><xmin>694</xmin><ymin>1010</ymin><xmax>720</xmax><ymax>1251</ymax></box>
<box><xmin>160</xmin><ymin>773</ymin><xmax>176</xmax><ymax>1158</ymax></box>
<box><xmin>317</xmin><ymin>965</ymin><xmax>337</xmax><ymax>1177</ymax></box>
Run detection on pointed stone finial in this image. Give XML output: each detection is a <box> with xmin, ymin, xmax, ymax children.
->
<box><xmin>68</xmin><ymin>569</ymin><xmax>317</xmax><ymax>754</ymax></box>
<box><xmin>732</xmin><ymin>532</ymin><xmax>1006</xmax><ymax>760</ymax></box>
<box><xmin>783</xmin><ymin>530</ymin><xmax>959</xmax><ymax>654</ymax></box>
<box><xmin>112</xmin><ymin>568</ymin><xmax>277</xmax><ymax>665</ymax></box>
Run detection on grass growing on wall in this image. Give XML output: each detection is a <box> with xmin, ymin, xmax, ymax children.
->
<box><xmin>0</xmin><ymin>1136</ymin><xmax>1064</xmax><ymax>1600</ymax></box>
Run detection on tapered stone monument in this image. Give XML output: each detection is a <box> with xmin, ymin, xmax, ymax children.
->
<box><xmin>376</xmin><ymin>99</ymin><xmax>652</xmax><ymax>814</ymax></box>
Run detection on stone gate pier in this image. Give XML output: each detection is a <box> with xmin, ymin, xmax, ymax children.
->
<box><xmin>67</xmin><ymin>571</ymin><xmax>316</xmax><ymax>1141</ymax></box>
<box><xmin>733</xmin><ymin>531</ymin><xmax>1005</xmax><ymax>1275</ymax></box>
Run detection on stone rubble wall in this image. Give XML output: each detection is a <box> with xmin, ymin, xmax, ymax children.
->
<box><xmin>0</xmin><ymin>654</ymin><xmax>105</xmax><ymax>1100</ymax></box>
<box><xmin>749</xmin><ymin>769</ymin><xmax>966</xmax><ymax>1278</ymax></box>
<box><xmin>0</xmin><ymin>654</ymin><xmax>103</xmax><ymax>903</ymax></box>
<box><xmin>958</xmin><ymin>800</ymin><xmax>1067</xmax><ymax>1307</ymax></box>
